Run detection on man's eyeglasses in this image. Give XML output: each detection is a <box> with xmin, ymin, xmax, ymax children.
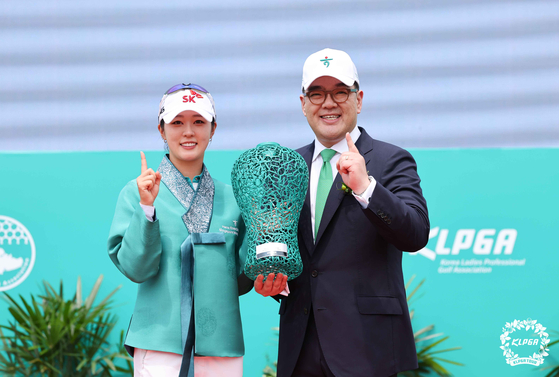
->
<box><xmin>304</xmin><ymin>88</ymin><xmax>358</xmax><ymax>105</ymax></box>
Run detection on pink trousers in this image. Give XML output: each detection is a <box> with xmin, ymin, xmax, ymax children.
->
<box><xmin>133</xmin><ymin>349</ymin><xmax>243</xmax><ymax>377</ymax></box>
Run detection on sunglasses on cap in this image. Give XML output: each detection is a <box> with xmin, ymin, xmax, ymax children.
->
<box><xmin>164</xmin><ymin>83</ymin><xmax>210</xmax><ymax>95</ymax></box>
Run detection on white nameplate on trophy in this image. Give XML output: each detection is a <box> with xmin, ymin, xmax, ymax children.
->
<box><xmin>256</xmin><ymin>242</ymin><xmax>288</xmax><ymax>259</ymax></box>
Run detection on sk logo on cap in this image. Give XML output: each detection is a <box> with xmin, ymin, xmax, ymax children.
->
<box><xmin>320</xmin><ymin>56</ymin><xmax>333</xmax><ymax>67</ymax></box>
<box><xmin>183</xmin><ymin>90</ymin><xmax>204</xmax><ymax>103</ymax></box>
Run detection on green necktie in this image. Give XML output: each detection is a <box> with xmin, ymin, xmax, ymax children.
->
<box><xmin>315</xmin><ymin>148</ymin><xmax>337</xmax><ymax>238</ymax></box>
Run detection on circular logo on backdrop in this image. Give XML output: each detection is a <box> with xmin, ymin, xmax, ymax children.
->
<box><xmin>0</xmin><ymin>216</ymin><xmax>36</xmax><ymax>291</ymax></box>
<box><xmin>500</xmin><ymin>318</ymin><xmax>550</xmax><ymax>366</ymax></box>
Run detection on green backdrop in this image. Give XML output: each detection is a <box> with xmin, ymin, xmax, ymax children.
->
<box><xmin>1</xmin><ymin>148</ymin><xmax>557</xmax><ymax>376</ymax></box>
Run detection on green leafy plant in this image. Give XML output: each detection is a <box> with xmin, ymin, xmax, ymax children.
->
<box><xmin>541</xmin><ymin>330</ymin><xmax>559</xmax><ymax>377</ymax></box>
<box><xmin>262</xmin><ymin>327</ymin><xmax>278</xmax><ymax>377</ymax></box>
<box><xmin>399</xmin><ymin>275</ymin><xmax>463</xmax><ymax>377</ymax></box>
<box><xmin>262</xmin><ymin>360</ymin><xmax>277</xmax><ymax>377</ymax></box>
<box><xmin>0</xmin><ymin>274</ymin><xmax>133</xmax><ymax>376</ymax></box>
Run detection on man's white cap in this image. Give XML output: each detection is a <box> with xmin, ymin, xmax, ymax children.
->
<box><xmin>158</xmin><ymin>88</ymin><xmax>216</xmax><ymax>124</ymax></box>
<box><xmin>302</xmin><ymin>48</ymin><xmax>359</xmax><ymax>91</ymax></box>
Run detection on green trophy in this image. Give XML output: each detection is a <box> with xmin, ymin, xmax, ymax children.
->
<box><xmin>231</xmin><ymin>142</ymin><xmax>308</xmax><ymax>281</ymax></box>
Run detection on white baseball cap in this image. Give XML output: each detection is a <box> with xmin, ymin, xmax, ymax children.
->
<box><xmin>158</xmin><ymin>83</ymin><xmax>216</xmax><ymax>124</ymax></box>
<box><xmin>302</xmin><ymin>48</ymin><xmax>359</xmax><ymax>91</ymax></box>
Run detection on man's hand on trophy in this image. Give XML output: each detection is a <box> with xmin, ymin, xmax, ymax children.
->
<box><xmin>336</xmin><ymin>133</ymin><xmax>369</xmax><ymax>195</ymax></box>
<box><xmin>137</xmin><ymin>151</ymin><xmax>162</xmax><ymax>206</ymax></box>
<box><xmin>254</xmin><ymin>273</ymin><xmax>288</xmax><ymax>297</ymax></box>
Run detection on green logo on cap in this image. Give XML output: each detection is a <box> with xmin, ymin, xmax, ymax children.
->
<box><xmin>320</xmin><ymin>56</ymin><xmax>333</xmax><ymax>67</ymax></box>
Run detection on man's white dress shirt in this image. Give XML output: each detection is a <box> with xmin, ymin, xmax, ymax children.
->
<box><xmin>310</xmin><ymin>126</ymin><xmax>377</xmax><ymax>241</ymax></box>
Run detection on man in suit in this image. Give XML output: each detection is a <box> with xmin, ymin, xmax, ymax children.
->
<box><xmin>255</xmin><ymin>48</ymin><xmax>430</xmax><ymax>377</ymax></box>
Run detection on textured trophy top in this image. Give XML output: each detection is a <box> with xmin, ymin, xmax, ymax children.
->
<box><xmin>231</xmin><ymin>143</ymin><xmax>308</xmax><ymax>214</ymax></box>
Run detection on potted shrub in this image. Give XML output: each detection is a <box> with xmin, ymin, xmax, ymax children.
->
<box><xmin>0</xmin><ymin>275</ymin><xmax>133</xmax><ymax>376</ymax></box>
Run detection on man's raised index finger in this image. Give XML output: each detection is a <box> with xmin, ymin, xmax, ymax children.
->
<box><xmin>140</xmin><ymin>151</ymin><xmax>148</xmax><ymax>172</ymax></box>
<box><xmin>346</xmin><ymin>132</ymin><xmax>359</xmax><ymax>153</ymax></box>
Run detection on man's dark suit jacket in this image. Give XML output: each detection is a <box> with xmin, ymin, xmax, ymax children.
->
<box><xmin>277</xmin><ymin>127</ymin><xmax>430</xmax><ymax>377</ymax></box>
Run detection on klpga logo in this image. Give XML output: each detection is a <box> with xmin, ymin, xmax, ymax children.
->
<box><xmin>500</xmin><ymin>319</ymin><xmax>550</xmax><ymax>366</ymax></box>
<box><xmin>411</xmin><ymin>227</ymin><xmax>523</xmax><ymax>274</ymax></box>
<box><xmin>412</xmin><ymin>227</ymin><xmax>517</xmax><ymax>261</ymax></box>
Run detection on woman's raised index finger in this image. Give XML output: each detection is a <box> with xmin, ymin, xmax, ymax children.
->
<box><xmin>140</xmin><ymin>151</ymin><xmax>148</xmax><ymax>172</ymax></box>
